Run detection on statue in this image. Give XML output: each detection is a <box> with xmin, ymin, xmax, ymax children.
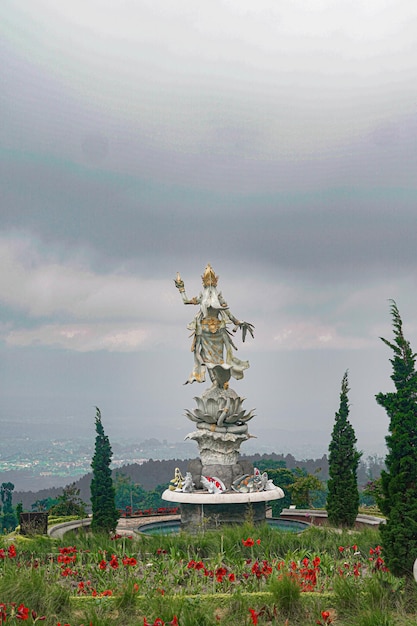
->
<box><xmin>169</xmin><ymin>467</ymin><xmax>184</xmax><ymax>491</ymax></box>
<box><xmin>201</xmin><ymin>475</ymin><xmax>226</xmax><ymax>494</ymax></box>
<box><xmin>174</xmin><ymin>264</ymin><xmax>254</xmax><ymax>388</ymax></box>
<box><xmin>231</xmin><ymin>468</ymin><xmax>277</xmax><ymax>493</ymax></box>
<box><xmin>181</xmin><ymin>472</ymin><xmax>195</xmax><ymax>493</ymax></box>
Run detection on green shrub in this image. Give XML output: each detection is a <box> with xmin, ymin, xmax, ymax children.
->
<box><xmin>269</xmin><ymin>571</ymin><xmax>301</xmax><ymax>616</ymax></box>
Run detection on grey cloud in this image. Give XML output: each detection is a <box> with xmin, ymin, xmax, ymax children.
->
<box><xmin>2</xmin><ymin>0</ymin><xmax>417</xmax><ymax>455</ymax></box>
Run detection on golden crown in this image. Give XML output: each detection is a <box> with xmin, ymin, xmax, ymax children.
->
<box><xmin>201</xmin><ymin>263</ymin><xmax>218</xmax><ymax>287</ymax></box>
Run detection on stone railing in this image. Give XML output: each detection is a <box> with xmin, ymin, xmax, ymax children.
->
<box><xmin>48</xmin><ymin>518</ymin><xmax>91</xmax><ymax>539</ymax></box>
<box><xmin>279</xmin><ymin>508</ymin><xmax>385</xmax><ymax>528</ymax></box>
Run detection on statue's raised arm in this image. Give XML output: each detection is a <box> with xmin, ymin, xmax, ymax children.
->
<box><xmin>174</xmin><ymin>264</ymin><xmax>254</xmax><ymax>388</ymax></box>
<box><xmin>174</xmin><ymin>272</ymin><xmax>199</xmax><ymax>305</ymax></box>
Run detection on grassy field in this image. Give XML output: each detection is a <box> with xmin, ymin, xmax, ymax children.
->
<box><xmin>1</xmin><ymin>522</ymin><xmax>417</xmax><ymax>625</ymax></box>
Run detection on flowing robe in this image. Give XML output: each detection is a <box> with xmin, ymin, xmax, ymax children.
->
<box><xmin>181</xmin><ymin>286</ymin><xmax>249</xmax><ymax>386</ymax></box>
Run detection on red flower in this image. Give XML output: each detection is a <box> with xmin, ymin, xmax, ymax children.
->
<box><xmin>0</xmin><ymin>603</ymin><xmax>7</xmax><ymax>621</ymax></box>
<box><xmin>338</xmin><ymin>546</ymin><xmax>344</xmax><ymax>552</ymax></box>
<box><xmin>60</xmin><ymin>567</ymin><xmax>76</xmax><ymax>577</ymax></box>
<box><xmin>109</xmin><ymin>555</ymin><xmax>119</xmax><ymax>569</ymax></box>
<box><xmin>153</xmin><ymin>619</ymin><xmax>165</xmax><ymax>626</ymax></box>
<box><xmin>101</xmin><ymin>589</ymin><xmax>113</xmax><ymax>596</ymax></box>
<box><xmin>8</xmin><ymin>544</ymin><xmax>17</xmax><ymax>558</ymax></box>
<box><xmin>242</xmin><ymin>537</ymin><xmax>255</xmax><ymax>547</ymax></box>
<box><xmin>59</xmin><ymin>546</ymin><xmax>77</xmax><ymax>554</ymax></box>
<box><xmin>16</xmin><ymin>603</ymin><xmax>30</xmax><ymax>620</ymax></box>
<box><xmin>216</xmin><ymin>566</ymin><xmax>227</xmax><ymax>577</ymax></box>
<box><xmin>58</xmin><ymin>554</ymin><xmax>76</xmax><ymax>564</ymax></box>
<box><xmin>249</xmin><ymin>608</ymin><xmax>259</xmax><ymax>625</ymax></box>
<box><xmin>228</xmin><ymin>572</ymin><xmax>236</xmax><ymax>582</ymax></box>
<box><xmin>167</xmin><ymin>617</ymin><xmax>179</xmax><ymax>626</ymax></box>
<box><xmin>31</xmin><ymin>610</ymin><xmax>45</xmax><ymax>621</ymax></box>
<box><xmin>317</xmin><ymin>610</ymin><xmax>333</xmax><ymax>624</ymax></box>
<box><xmin>99</xmin><ymin>559</ymin><xmax>107</xmax><ymax>570</ymax></box>
<box><xmin>256</xmin><ymin>539</ymin><xmax>261</xmax><ymax>545</ymax></box>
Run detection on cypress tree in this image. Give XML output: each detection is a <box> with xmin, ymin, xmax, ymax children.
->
<box><xmin>376</xmin><ymin>300</ymin><xmax>417</xmax><ymax>577</ymax></box>
<box><xmin>327</xmin><ymin>371</ymin><xmax>361</xmax><ymax>528</ymax></box>
<box><xmin>1</xmin><ymin>482</ymin><xmax>18</xmax><ymax>532</ymax></box>
<box><xmin>90</xmin><ymin>407</ymin><xmax>119</xmax><ymax>534</ymax></box>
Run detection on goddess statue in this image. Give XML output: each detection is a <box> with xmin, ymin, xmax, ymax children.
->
<box><xmin>174</xmin><ymin>264</ymin><xmax>254</xmax><ymax>388</ymax></box>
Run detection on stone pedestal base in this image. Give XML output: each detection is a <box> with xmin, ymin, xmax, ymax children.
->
<box><xmin>186</xmin><ymin>428</ymin><xmax>250</xmax><ymax>465</ymax></box>
<box><xmin>180</xmin><ymin>501</ymin><xmax>266</xmax><ymax>531</ymax></box>
<box><xmin>162</xmin><ymin>488</ymin><xmax>285</xmax><ymax>533</ymax></box>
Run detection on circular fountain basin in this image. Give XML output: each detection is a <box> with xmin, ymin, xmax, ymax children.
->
<box><xmin>162</xmin><ymin>486</ymin><xmax>286</xmax><ymax>530</ymax></box>
<box><xmin>139</xmin><ymin>517</ymin><xmax>309</xmax><ymax>535</ymax></box>
<box><xmin>162</xmin><ymin>486</ymin><xmax>285</xmax><ymax>504</ymax></box>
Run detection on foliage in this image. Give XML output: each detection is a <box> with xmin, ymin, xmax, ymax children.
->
<box><xmin>1</xmin><ymin>482</ymin><xmax>18</xmax><ymax>533</ymax></box>
<box><xmin>141</xmin><ymin>484</ymin><xmax>168</xmax><ymax>510</ymax></box>
<box><xmin>49</xmin><ymin>484</ymin><xmax>87</xmax><ymax>518</ymax></box>
<box><xmin>268</xmin><ymin>571</ymin><xmax>302</xmax><ymax>617</ymax></box>
<box><xmin>327</xmin><ymin>371</ymin><xmax>362</xmax><ymax>527</ymax></box>
<box><xmin>114</xmin><ymin>472</ymin><xmax>147</xmax><ymax>510</ymax></box>
<box><xmin>265</xmin><ymin>468</ymin><xmax>293</xmax><ymax>515</ymax></box>
<box><xmin>259</xmin><ymin>463</ymin><xmax>327</xmax><ymax>513</ymax></box>
<box><xmin>90</xmin><ymin>407</ymin><xmax>119</xmax><ymax>535</ymax></box>
<box><xmin>376</xmin><ymin>301</ymin><xmax>417</xmax><ymax>577</ymax></box>
<box><xmin>254</xmin><ymin>458</ymin><xmax>287</xmax><ymax>472</ymax></box>
<box><xmin>31</xmin><ymin>497</ymin><xmax>59</xmax><ymax>512</ymax></box>
<box><xmin>288</xmin><ymin>467</ymin><xmax>324</xmax><ymax>508</ymax></box>
<box><xmin>114</xmin><ymin>473</ymin><xmax>168</xmax><ymax>513</ymax></box>
<box><xmin>362</xmin><ymin>478</ymin><xmax>384</xmax><ymax>507</ymax></box>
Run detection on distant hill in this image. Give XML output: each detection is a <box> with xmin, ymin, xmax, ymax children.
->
<box><xmin>13</xmin><ymin>457</ymin><xmax>189</xmax><ymax>510</ymax></box>
<box><xmin>13</xmin><ymin>452</ymin><xmax>382</xmax><ymax>511</ymax></box>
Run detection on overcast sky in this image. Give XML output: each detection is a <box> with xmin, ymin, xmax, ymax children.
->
<box><xmin>1</xmin><ymin>0</ymin><xmax>417</xmax><ymax>457</ymax></box>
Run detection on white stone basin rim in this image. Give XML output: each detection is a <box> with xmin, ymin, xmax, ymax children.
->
<box><xmin>162</xmin><ymin>486</ymin><xmax>285</xmax><ymax>505</ymax></box>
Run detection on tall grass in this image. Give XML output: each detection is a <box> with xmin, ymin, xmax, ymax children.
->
<box><xmin>0</xmin><ymin>523</ymin><xmax>414</xmax><ymax>625</ymax></box>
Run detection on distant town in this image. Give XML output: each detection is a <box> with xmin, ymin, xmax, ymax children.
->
<box><xmin>0</xmin><ymin>429</ymin><xmax>385</xmax><ymax>494</ymax></box>
<box><xmin>0</xmin><ymin>436</ymin><xmax>195</xmax><ymax>491</ymax></box>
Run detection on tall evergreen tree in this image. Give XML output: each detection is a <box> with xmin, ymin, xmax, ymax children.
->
<box><xmin>0</xmin><ymin>482</ymin><xmax>17</xmax><ymax>532</ymax></box>
<box><xmin>90</xmin><ymin>407</ymin><xmax>119</xmax><ymax>534</ymax></box>
<box><xmin>376</xmin><ymin>301</ymin><xmax>417</xmax><ymax>577</ymax></box>
<box><xmin>327</xmin><ymin>371</ymin><xmax>361</xmax><ymax>527</ymax></box>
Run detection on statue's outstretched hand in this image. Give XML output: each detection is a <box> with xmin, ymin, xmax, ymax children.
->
<box><xmin>174</xmin><ymin>273</ymin><xmax>185</xmax><ymax>291</ymax></box>
<box><xmin>240</xmin><ymin>321</ymin><xmax>255</xmax><ymax>342</ymax></box>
